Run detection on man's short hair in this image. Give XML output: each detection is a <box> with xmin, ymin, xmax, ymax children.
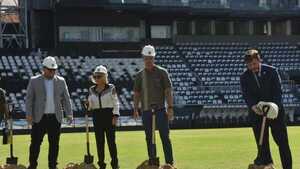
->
<box><xmin>244</xmin><ymin>49</ymin><xmax>261</xmax><ymax>63</ymax></box>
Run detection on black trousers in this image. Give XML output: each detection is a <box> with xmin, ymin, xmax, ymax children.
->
<box><xmin>250</xmin><ymin>113</ymin><xmax>292</xmax><ymax>169</ymax></box>
<box><xmin>93</xmin><ymin>113</ymin><xmax>119</xmax><ymax>169</ymax></box>
<box><xmin>28</xmin><ymin>114</ymin><xmax>61</xmax><ymax>169</ymax></box>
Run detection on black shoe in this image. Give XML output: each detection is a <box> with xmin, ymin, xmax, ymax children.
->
<box><xmin>99</xmin><ymin>163</ymin><xmax>106</xmax><ymax>169</ymax></box>
<box><xmin>111</xmin><ymin>161</ymin><xmax>119</xmax><ymax>169</ymax></box>
<box><xmin>27</xmin><ymin>166</ymin><xmax>37</xmax><ymax>169</ymax></box>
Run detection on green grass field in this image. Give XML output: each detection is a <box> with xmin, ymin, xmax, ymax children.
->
<box><xmin>0</xmin><ymin>127</ymin><xmax>299</xmax><ymax>169</ymax></box>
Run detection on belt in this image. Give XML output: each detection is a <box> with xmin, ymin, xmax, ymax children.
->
<box><xmin>143</xmin><ymin>108</ymin><xmax>166</xmax><ymax>113</ymax></box>
<box><xmin>44</xmin><ymin>114</ymin><xmax>55</xmax><ymax>117</ymax></box>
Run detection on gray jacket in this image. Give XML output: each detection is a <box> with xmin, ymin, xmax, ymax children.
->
<box><xmin>25</xmin><ymin>74</ymin><xmax>73</xmax><ymax>123</ymax></box>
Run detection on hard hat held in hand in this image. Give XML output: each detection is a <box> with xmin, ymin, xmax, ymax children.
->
<box><xmin>142</xmin><ymin>45</ymin><xmax>156</xmax><ymax>57</ymax></box>
<box><xmin>257</xmin><ymin>101</ymin><xmax>279</xmax><ymax>119</ymax></box>
<box><xmin>42</xmin><ymin>56</ymin><xmax>58</xmax><ymax>69</ymax></box>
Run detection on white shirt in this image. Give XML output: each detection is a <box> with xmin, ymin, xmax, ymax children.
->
<box><xmin>44</xmin><ymin>79</ymin><xmax>55</xmax><ymax>114</ymax></box>
<box><xmin>88</xmin><ymin>84</ymin><xmax>120</xmax><ymax>116</ymax></box>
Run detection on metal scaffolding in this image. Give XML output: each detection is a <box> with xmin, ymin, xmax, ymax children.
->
<box><xmin>0</xmin><ymin>0</ymin><xmax>28</xmax><ymax>48</ymax></box>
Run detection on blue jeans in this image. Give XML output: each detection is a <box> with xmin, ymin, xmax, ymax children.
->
<box><xmin>142</xmin><ymin>109</ymin><xmax>174</xmax><ymax>164</ymax></box>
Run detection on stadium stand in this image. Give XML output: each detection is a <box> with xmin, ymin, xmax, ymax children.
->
<box><xmin>1</xmin><ymin>41</ymin><xmax>300</xmax><ymax>128</ymax></box>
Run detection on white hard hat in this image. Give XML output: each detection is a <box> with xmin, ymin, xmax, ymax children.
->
<box><xmin>42</xmin><ymin>56</ymin><xmax>58</xmax><ymax>69</ymax></box>
<box><xmin>257</xmin><ymin>101</ymin><xmax>279</xmax><ymax>119</ymax></box>
<box><xmin>93</xmin><ymin>65</ymin><xmax>107</xmax><ymax>74</ymax></box>
<box><xmin>141</xmin><ymin>45</ymin><xmax>156</xmax><ymax>57</ymax></box>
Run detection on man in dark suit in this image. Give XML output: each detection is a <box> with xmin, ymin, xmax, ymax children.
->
<box><xmin>240</xmin><ymin>49</ymin><xmax>292</xmax><ymax>169</ymax></box>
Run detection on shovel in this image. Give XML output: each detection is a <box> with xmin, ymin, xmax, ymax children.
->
<box><xmin>148</xmin><ymin>104</ymin><xmax>159</xmax><ymax>166</ymax></box>
<box><xmin>6</xmin><ymin>104</ymin><xmax>18</xmax><ymax>165</ymax></box>
<box><xmin>82</xmin><ymin>101</ymin><xmax>94</xmax><ymax>164</ymax></box>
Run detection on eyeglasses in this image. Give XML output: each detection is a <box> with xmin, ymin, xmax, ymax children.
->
<box><xmin>46</xmin><ymin>68</ymin><xmax>56</xmax><ymax>72</ymax></box>
<box><xmin>93</xmin><ymin>75</ymin><xmax>103</xmax><ymax>79</ymax></box>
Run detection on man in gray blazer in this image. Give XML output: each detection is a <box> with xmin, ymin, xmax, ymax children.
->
<box><xmin>26</xmin><ymin>56</ymin><xmax>73</xmax><ymax>169</ymax></box>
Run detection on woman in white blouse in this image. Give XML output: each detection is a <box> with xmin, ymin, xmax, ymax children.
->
<box><xmin>87</xmin><ymin>65</ymin><xmax>120</xmax><ymax>169</ymax></box>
